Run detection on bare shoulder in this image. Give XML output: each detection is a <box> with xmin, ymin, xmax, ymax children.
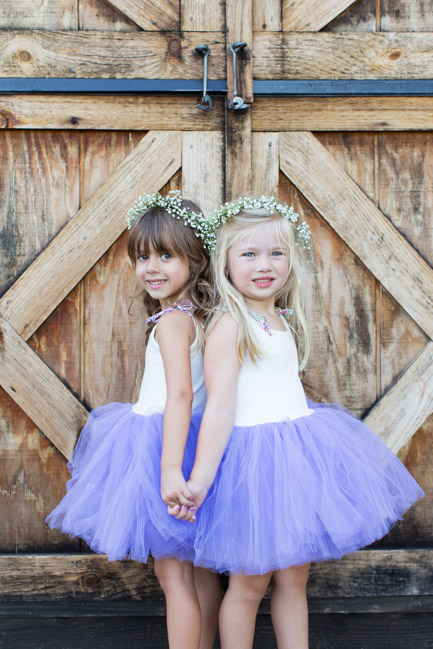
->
<box><xmin>155</xmin><ymin>309</ymin><xmax>196</xmax><ymax>344</ymax></box>
<box><xmin>207</xmin><ymin>312</ymin><xmax>238</xmax><ymax>348</ymax></box>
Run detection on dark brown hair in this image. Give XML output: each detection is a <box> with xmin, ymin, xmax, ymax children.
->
<box><xmin>127</xmin><ymin>199</ymin><xmax>214</xmax><ymax>342</ymax></box>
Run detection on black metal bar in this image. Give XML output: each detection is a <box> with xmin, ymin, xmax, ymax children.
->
<box><xmin>253</xmin><ymin>79</ymin><xmax>433</xmax><ymax>96</ymax></box>
<box><xmin>1</xmin><ymin>78</ymin><xmax>433</xmax><ymax>96</ymax></box>
<box><xmin>0</xmin><ymin>78</ymin><xmax>227</xmax><ymax>94</ymax></box>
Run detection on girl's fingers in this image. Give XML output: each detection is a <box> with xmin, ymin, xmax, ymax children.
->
<box><xmin>179</xmin><ymin>493</ymin><xmax>196</xmax><ymax>508</ymax></box>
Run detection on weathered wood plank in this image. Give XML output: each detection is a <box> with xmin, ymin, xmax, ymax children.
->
<box><xmin>225</xmin><ymin>1</ymin><xmax>253</xmax><ymax>201</ymax></box>
<box><xmin>1</xmin><ymin>550</ymin><xmax>432</xmax><ymax>600</ymax></box>
<box><xmin>106</xmin><ymin>0</ymin><xmax>179</xmax><ymax>30</ymax></box>
<box><xmin>182</xmin><ymin>132</ymin><xmax>224</xmax><ymax>216</ymax></box>
<box><xmin>0</xmin><ymin>31</ymin><xmax>225</xmax><ymax>79</ymax></box>
<box><xmin>251</xmin><ymin>132</ymin><xmax>279</xmax><ymax>196</ymax></box>
<box><xmin>323</xmin><ymin>0</ymin><xmax>377</xmax><ymax>32</ymax></box>
<box><xmin>253</xmin><ymin>32</ymin><xmax>433</xmax><ymax>79</ymax></box>
<box><xmin>0</xmin><ymin>132</ymin><xmax>181</xmax><ymax>341</ymax></box>
<box><xmin>365</xmin><ymin>343</ymin><xmax>433</xmax><ymax>453</ymax></box>
<box><xmin>180</xmin><ymin>0</ymin><xmax>225</xmax><ymax>31</ymax></box>
<box><xmin>0</xmin><ymin>317</ymin><xmax>88</xmax><ymax>460</ymax></box>
<box><xmin>381</xmin><ymin>0</ymin><xmax>433</xmax><ymax>32</ymax></box>
<box><xmin>81</xmin><ymin>133</ymin><xmax>147</xmax><ymax>408</ymax></box>
<box><xmin>279</xmin><ymin>132</ymin><xmax>433</xmax><ymax>340</ymax></box>
<box><xmin>251</xmin><ymin>97</ymin><xmax>433</xmax><ymax>132</ymax></box>
<box><xmin>0</xmin><ymin>0</ymin><xmax>77</xmax><ymax>29</ymax></box>
<box><xmin>282</xmin><ymin>0</ymin><xmax>359</xmax><ymax>31</ymax></box>
<box><xmin>253</xmin><ymin>0</ymin><xmax>281</xmax><ymax>31</ymax></box>
<box><xmin>0</xmin><ymin>96</ymin><xmax>224</xmax><ymax>131</ymax></box>
<box><xmin>81</xmin><ymin>0</ymin><xmax>142</xmax><ymax>31</ymax></box>
<box><xmin>293</xmin><ymin>133</ymin><xmax>377</xmax><ymax>416</ymax></box>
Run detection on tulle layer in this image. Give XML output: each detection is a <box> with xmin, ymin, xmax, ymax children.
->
<box><xmin>46</xmin><ymin>403</ymin><xmax>201</xmax><ymax>563</ymax></box>
<box><xmin>194</xmin><ymin>402</ymin><xmax>424</xmax><ymax>575</ymax></box>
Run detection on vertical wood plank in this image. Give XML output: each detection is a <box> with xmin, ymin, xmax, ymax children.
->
<box><xmin>0</xmin><ymin>1</ymin><xmax>77</xmax><ymax>29</ymax></box>
<box><xmin>82</xmin><ymin>132</ymin><xmax>148</xmax><ymax>408</ymax></box>
<box><xmin>251</xmin><ymin>132</ymin><xmax>279</xmax><ymax>197</ymax></box>
<box><xmin>225</xmin><ymin>0</ymin><xmax>253</xmax><ymax>201</ymax></box>
<box><xmin>323</xmin><ymin>0</ymin><xmax>377</xmax><ymax>32</ymax></box>
<box><xmin>80</xmin><ymin>0</ymin><xmax>141</xmax><ymax>31</ymax></box>
<box><xmin>180</xmin><ymin>0</ymin><xmax>225</xmax><ymax>31</ymax></box>
<box><xmin>182</xmin><ymin>132</ymin><xmax>224</xmax><ymax>216</ymax></box>
<box><xmin>381</xmin><ymin>0</ymin><xmax>433</xmax><ymax>31</ymax></box>
<box><xmin>252</xmin><ymin>0</ymin><xmax>281</xmax><ymax>31</ymax></box>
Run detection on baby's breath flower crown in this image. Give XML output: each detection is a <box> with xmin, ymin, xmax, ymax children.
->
<box><xmin>126</xmin><ymin>190</ymin><xmax>216</xmax><ymax>251</ymax></box>
<box><xmin>210</xmin><ymin>195</ymin><xmax>311</xmax><ymax>249</ymax></box>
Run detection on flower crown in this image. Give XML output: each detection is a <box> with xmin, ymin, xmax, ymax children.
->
<box><xmin>210</xmin><ymin>195</ymin><xmax>312</xmax><ymax>249</ymax></box>
<box><xmin>126</xmin><ymin>190</ymin><xmax>216</xmax><ymax>251</ymax></box>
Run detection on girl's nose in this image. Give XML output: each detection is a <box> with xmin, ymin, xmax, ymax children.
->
<box><xmin>256</xmin><ymin>254</ymin><xmax>272</xmax><ymax>271</ymax></box>
<box><xmin>146</xmin><ymin>255</ymin><xmax>160</xmax><ymax>272</ymax></box>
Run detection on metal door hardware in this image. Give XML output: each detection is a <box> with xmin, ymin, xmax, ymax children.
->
<box><xmin>228</xmin><ymin>42</ymin><xmax>249</xmax><ymax>111</ymax></box>
<box><xmin>195</xmin><ymin>44</ymin><xmax>213</xmax><ymax>112</ymax></box>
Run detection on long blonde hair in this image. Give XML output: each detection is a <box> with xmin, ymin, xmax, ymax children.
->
<box><xmin>209</xmin><ymin>208</ymin><xmax>310</xmax><ymax>369</ymax></box>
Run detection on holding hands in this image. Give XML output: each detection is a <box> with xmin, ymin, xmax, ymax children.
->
<box><xmin>167</xmin><ymin>479</ymin><xmax>209</xmax><ymax>522</ymax></box>
<box><xmin>161</xmin><ymin>467</ymin><xmax>197</xmax><ymax>519</ymax></box>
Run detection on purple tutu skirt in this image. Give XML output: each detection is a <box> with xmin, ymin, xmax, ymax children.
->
<box><xmin>46</xmin><ymin>403</ymin><xmax>201</xmax><ymax>563</ymax></box>
<box><xmin>193</xmin><ymin>402</ymin><xmax>424</xmax><ymax>575</ymax></box>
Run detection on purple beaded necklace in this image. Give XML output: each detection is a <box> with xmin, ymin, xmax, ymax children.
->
<box><xmin>248</xmin><ymin>308</ymin><xmax>293</xmax><ymax>335</ymax></box>
<box><xmin>146</xmin><ymin>300</ymin><xmax>197</xmax><ymax>324</ymax></box>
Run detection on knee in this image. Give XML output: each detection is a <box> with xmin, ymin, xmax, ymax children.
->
<box><xmin>273</xmin><ymin>563</ymin><xmax>310</xmax><ymax>592</ymax></box>
<box><xmin>154</xmin><ymin>559</ymin><xmax>194</xmax><ymax>595</ymax></box>
<box><xmin>228</xmin><ymin>575</ymin><xmax>271</xmax><ymax>607</ymax></box>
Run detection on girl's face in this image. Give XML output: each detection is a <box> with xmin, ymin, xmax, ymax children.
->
<box><xmin>135</xmin><ymin>243</ymin><xmax>190</xmax><ymax>307</ymax></box>
<box><xmin>226</xmin><ymin>221</ymin><xmax>290</xmax><ymax>309</ymax></box>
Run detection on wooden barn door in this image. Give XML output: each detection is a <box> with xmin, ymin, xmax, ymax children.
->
<box><xmin>1</xmin><ymin>1</ymin><xmax>433</xmax><ymax>647</ymax></box>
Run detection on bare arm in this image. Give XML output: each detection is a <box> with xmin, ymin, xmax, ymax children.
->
<box><xmin>188</xmin><ymin>314</ymin><xmax>241</xmax><ymax>502</ymax></box>
<box><xmin>157</xmin><ymin>310</ymin><xmax>196</xmax><ymax>508</ymax></box>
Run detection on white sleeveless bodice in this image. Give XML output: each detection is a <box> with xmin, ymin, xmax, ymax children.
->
<box><xmin>234</xmin><ymin>317</ymin><xmax>313</xmax><ymax>426</ymax></box>
<box><xmin>132</xmin><ymin>323</ymin><xmax>206</xmax><ymax>416</ymax></box>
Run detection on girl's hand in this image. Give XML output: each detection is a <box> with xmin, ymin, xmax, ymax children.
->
<box><xmin>169</xmin><ymin>480</ymin><xmax>209</xmax><ymax>523</ymax></box>
<box><xmin>161</xmin><ymin>468</ymin><xmax>195</xmax><ymax>509</ymax></box>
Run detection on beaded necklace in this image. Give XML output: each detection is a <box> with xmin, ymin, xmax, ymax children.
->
<box><xmin>248</xmin><ymin>308</ymin><xmax>293</xmax><ymax>335</ymax></box>
<box><xmin>146</xmin><ymin>300</ymin><xmax>197</xmax><ymax>324</ymax></box>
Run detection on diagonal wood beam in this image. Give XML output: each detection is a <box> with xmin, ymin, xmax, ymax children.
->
<box><xmin>279</xmin><ymin>132</ymin><xmax>433</xmax><ymax>340</ymax></box>
<box><xmin>0</xmin><ymin>316</ymin><xmax>88</xmax><ymax>459</ymax></box>
<box><xmin>364</xmin><ymin>343</ymin><xmax>433</xmax><ymax>454</ymax></box>
<box><xmin>0</xmin><ymin>131</ymin><xmax>182</xmax><ymax>340</ymax></box>
<box><xmin>104</xmin><ymin>0</ymin><xmax>179</xmax><ymax>31</ymax></box>
<box><xmin>282</xmin><ymin>0</ymin><xmax>359</xmax><ymax>31</ymax></box>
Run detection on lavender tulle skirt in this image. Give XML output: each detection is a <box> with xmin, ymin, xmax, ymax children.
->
<box><xmin>193</xmin><ymin>402</ymin><xmax>424</xmax><ymax>575</ymax></box>
<box><xmin>46</xmin><ymin>403</ymin><xmax>201</xmax><ymax>563</ymax></box>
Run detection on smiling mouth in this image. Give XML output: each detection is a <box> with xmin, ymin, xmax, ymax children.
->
<box><xmin>253</xmin><ymin>277</ymin><xmax>274</xmax><ymax>284</ymax></box>
<box><xmin>147</xmin><ymin>279</ymin><xmax>167</xmax><ymax>287</ymax></box>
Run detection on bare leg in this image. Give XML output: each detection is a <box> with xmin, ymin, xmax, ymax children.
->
<box><xmin>219</xmin><ymin>572</ymin><xmax>272</xmax><ymax>649</ymax></box>
<box><xmin>194</xmin><ymin>567</ymin><xmax>222</xmax><ymax>649</ymax></box>
<box><xmin>154</xmin><ymin>558</ymin><xmax>202</xmax><ymax>649</ymax></box>
<box><xmin>270</xmin><ymin>563</ymin><xmax>310</xmax><ymax>649</ymax></box>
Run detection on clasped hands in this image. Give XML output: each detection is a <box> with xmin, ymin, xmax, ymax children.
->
<box><xmin>161</xmin><ymin>468</ymin><xmax>208</xmax><ymax>522</ymax></box>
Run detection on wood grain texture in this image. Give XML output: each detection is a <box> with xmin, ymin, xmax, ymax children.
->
<box><xmin>106</xmin><ymin>0</ymin><xmax>179</xmax><ymax>30</ymax></box>
<box><xmin>282</xmin><ymin>0</ymin><xmax>359</xmax><ymax>31</ymax></box>
<box><xmin>381</xmin><ymin>0</ymin><xmax>433</xmax><ymax>32</ymax></box>
<box><xmin>251</xmin><ymin>132</ymin><xmax>279</xmax><ymax>196</ymax></box>
<box><xmin>0</xmin><ymin>388</ymin><xmax>80</xmax><ymax>553</ymax></box>
<box><xmin>81</xmin><ymin>132</ymin><xmax>147</xmax><ymax>408</ymax></box>
<box><xmin>1</xmin><ymin>550</ymin><xmax>432</xmax><ymax>600</ymax></box>
<box><xmin>253</xmin><ymin>32</ymin><xmax>433</xmax><ymax>79</ymax></box>
<box><xmin>80</xmin><ymin>0</ymin><xmax>141</xmax><ymax>31</ymax></box>
<box><xmin>180</xmin><ymin>0</ymin><xmax>225</xmax><ymax>31</ymax></box>
<box><xmin>323</xmin><ymin>0</ymin><xmax>376</xmax><ymax>32</ymax></box>
<box><xmin>0</xmin><ymin>131</ymin><xmax>181</xmax><ymax>340</ymax></box>
<box><xmin>0</xmin><ymin>96</ymin><xmax>224</xmax><ymax>131</ymax></box>
<box><xmin>0</xmin><ymin>31</ymin><xmax>225</xmax><ymax>79</ymax></box>
<box><xmin>0</xmin><ymin>317</ymin><xmax>88</xmax><ymax>460</ymax></box>
<box><xmin>251</xmin><ymin>97</ymin><xmax>433</xmax><ymax>132</ymax></box>
<box><xmin>225</xmin><ymin>109</ymin><xmax>252</xmax><ymax>201</ymax></box>
<box><xmin>182</xmin><ymin>132</ymin><xmax>224</xmax><ymax>216</ymax></box>
<box><xmin>365</xmin><ymin>343</ymin><xmax>433</xmax><ymax>453</ymax></box>
<box><xmin>252</xmin><ymin>0</ymin><xmax>281</xmax><ymax>31</ymax></box>
<box><xmin>226</xmin><ymin>0</ymin><xmax>253</xmax><ymax>104</ymax></box>
<box><xmin>0</xmin><ymin>0</ymin><xmax>77</xmax><ymax>29</ymax></box>
<box><xmin>291</xmin><ymin>133</ymin><xmax>376</xmax><ymax>415</ymax></box>
<box><xmin>0</xmin><ymin>131</ymin><xmax>80</xmax><ymax>296</ymax></box>
<box><xmin>279</xmin><ymin>132</ymin><xmax>433</xmax><ymax>340</ymax></box>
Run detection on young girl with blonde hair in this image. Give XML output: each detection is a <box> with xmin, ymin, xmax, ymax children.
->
<box><xmin>47</xmin><ymin>191</ymin><xmax>221</xmax><ymax>649</ymax></box>
<box><xmin>173</xmin><ymin>196</ymin><xmax>424</xmax><ymax>649</ymax></box>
